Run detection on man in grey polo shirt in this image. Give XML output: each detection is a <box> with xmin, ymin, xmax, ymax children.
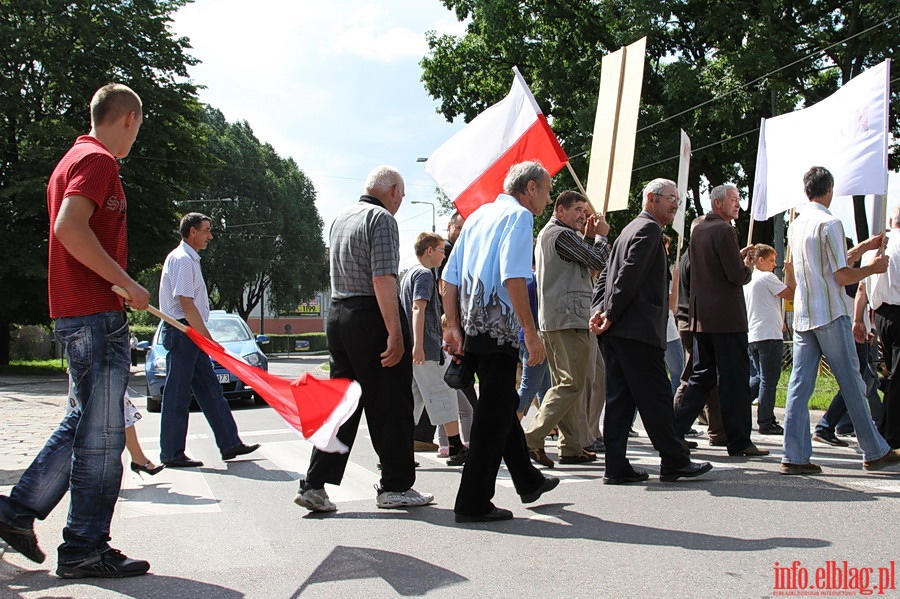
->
<box><xmin>158</xmin><ymin>213</ymin><xmax>260</xmax><ymax>468</ymax></box>
<box><xmin>295</xmin><ymin>165</ymin><xmax>434</xmax><ymax>512</ymax></box>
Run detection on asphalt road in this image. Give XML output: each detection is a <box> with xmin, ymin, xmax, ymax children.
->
<box><xmin>2</xmin><ymin>356</ymin><xmax>899</xmax><ymax>598</ymax></box>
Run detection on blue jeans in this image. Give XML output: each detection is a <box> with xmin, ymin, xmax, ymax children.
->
<box><xmin>749</xmin><ymin>339</ymin><xmax>783</xmax><ymax>428</ymax></box>
<box><xmin>664</xmin><ymin>338</ymin><xmax>684</xmax><ymax>397</ymax></box>
<box><xmin>517</xmin><ymin>344</ymin><xmax>551</xmax><ymax>414</ymax></box>
<box><xmin>815</xmin><ymin>341</ymin><xmax>877</xmax><ymax>435</ymax></box>
<box><xmin>783</xmin><ymin>315</ymin><xmax>891</xmax><ymax>464</ymax></box>
<box><xmin>0</xmin><ymin>311</ymin><xmax>129</xmax><ymax>562</ymax></box>
<box><xmin>160</xmin><ymin>324</ymin><xmax>241</xmax><ymax>462</ymax></box>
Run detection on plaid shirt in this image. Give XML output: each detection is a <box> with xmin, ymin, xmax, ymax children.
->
<box><xmin>329</xmin><ymin>196</ymin><xmax>400</xmax><ymax>299</ymax></box>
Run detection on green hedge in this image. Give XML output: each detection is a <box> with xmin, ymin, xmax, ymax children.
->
<box><xmin>264</xmin><ymin>332</ymin><xmax>328</xmax><ymax>353</ymax></box>
<box><xmin>129</xmin><ymin>324</ymin><xmax>157</xmax><ymax>343</ymax></box>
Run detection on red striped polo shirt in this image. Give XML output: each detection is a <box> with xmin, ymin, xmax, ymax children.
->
<box><xmin>47</xmin><ymin>136</ymin><xmax>128</xmax><ymax>318</ymax></box>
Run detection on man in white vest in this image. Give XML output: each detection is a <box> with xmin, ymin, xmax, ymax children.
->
<box><xmin>525</xmin><ymin>190</ymin><xmax>610</xmax><ymax>467</ymax></box>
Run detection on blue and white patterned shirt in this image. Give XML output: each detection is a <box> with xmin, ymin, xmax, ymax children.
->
<box><xmin>788</xmin><ymin>201</ymin><xmax>850</xmax><ymax>332</ymax></box>
<box><xmin>160</xmin><ymin>240</ymin><xmax>211</xmax><ymax>321</ymax></box>
<box><xmin>442</xmin><ymin>194</ymin><xmax>534</xmax><ymax>348</ymax></box>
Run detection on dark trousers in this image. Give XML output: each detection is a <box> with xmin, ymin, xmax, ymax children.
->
<box><xmin>815</xmin><ymin>340</ymin><xmax>880</xmax><ymax>436</ymax></box>
<box><xmin>673</xmin><ymin>324</ymin><xmax>726</xmax><ymax>441</ymax></box>
<box><xmin>877</xmin><ymin>306</ymin><xmax>900</xmax><ymax>448</ymax></box>
<box><xmin>454</xmin><ymin>348</ymin><xmax>544</xmax><ymax>516</ymax></box>
<box><xmin>307</xmin><ymin>297</ymin><xmax>416</xmax><ymax>492</ymax></box>
<box><xmin>602</xmin><ymin>336</ymin><xmax>690</xmax><ymax>478</ymax></box>
<box><xmin>674</xmin><ymin>331</ymin><xmax>752</xmax><ymax>453</ymax></box>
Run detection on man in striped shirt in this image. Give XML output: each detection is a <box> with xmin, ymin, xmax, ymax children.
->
<box><xmin>782</xmin><ymin>166</ymin><xmax>899</xmax><ymax>475</ymax></box>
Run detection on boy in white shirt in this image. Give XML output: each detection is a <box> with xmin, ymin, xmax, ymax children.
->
<box><xmin>744</xmin><ymin>244</ymin><xmax>794</xmax><ymax>434</ymax></box>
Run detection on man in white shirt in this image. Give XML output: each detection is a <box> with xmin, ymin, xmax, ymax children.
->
<box><xmin>158</xmin><ymin>213</ymin><xmax>259</xmax><ymax>468</ymax></box>
<box><xmin>859</xmin><ymin>205</ymin><xmax>900</xmax><ymax>449</ymax></box>
<box><xmin>781</xmin><ymin>167</ymin><xmax>898</xmax><ymax>475</ymax></box>
<box><xmin>744</xmin><ymin>244</ymin><xmax>794</xmax><ymax>435</ymax></box>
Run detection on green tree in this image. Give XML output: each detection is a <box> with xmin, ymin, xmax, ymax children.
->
<box><xmin>0</xmin><ymin>0</ymin><xmax>206</xmax><ymax>363</ymax></box>
<box><xmin>184</xmin><ymin>107</ymin><xmax>328</xmax><ymax>322</ymax></box>
<box><xmin>421</xmin><ymin>0</ymin><xmax>899</xmax><ymax>244</ymax></box>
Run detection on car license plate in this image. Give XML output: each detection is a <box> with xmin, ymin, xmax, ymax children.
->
<box><xmin>217</xmin><ymin>373</ymin><xmax>230</xmax><ymax>384</ymax></box>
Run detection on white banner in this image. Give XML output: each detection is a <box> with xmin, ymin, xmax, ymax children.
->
<box><xmin>751</xmin><ymin>59</ymin><xmax>890</xmax><ymax>220</ymax></box>
<box><xmin>674</xmin><ymin>129</ymin><xmax>691</xmax><ymax>251</ymax></box>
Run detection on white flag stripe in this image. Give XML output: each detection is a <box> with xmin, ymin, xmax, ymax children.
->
<box><xmin>425</xmin><ymin>72</ymin><xmax>537</xmax><ymax>203</ymax></box>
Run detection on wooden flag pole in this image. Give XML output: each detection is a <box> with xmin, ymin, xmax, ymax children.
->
<box><xmin>112</xmin><ymin>286</ymin><xmax>187</xmax><ymax>333</ymax></box>
<box><xmin>747</xmin><ymin>217</ymin><xmax>755</xmax><ymax>247</ymax></box>
<box><xmin>565</xmin><ymin>161</ymin><xmax>599</xmax><ymax>214</ymax></box>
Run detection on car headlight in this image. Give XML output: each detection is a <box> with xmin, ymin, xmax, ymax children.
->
<box><xmin>243</xmin><ymin>352</ymin><xmax>262</xmax><ymax>367</ymax></box>
<box><xmin>152</xmin><ymin>357</ymin><xmax>167</xmax><ymax>376</ymax></box>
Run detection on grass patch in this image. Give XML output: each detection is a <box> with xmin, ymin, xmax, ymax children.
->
<box><xmin>0</xmin><ymin>359</ymin><xmax>69</xmax><ymax>376</ymax></box>
<box><xmin>774</xmin><ymin>370</ymin><xmax>839</xmax><ymax>410</ymax></box>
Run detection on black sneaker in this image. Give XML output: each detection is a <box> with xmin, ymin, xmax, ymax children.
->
<box><xmin>0</xmin><ymin>517</ymin><xmax>45</xmax><ymax>563</ymax></box>
<box><xmin>56</xmin><ymin>548</ymin><xmax>150</xmax><ymax>579</ymax></box>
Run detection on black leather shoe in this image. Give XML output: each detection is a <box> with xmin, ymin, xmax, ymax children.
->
<box><xmin>221</xmin><ymin>443</ymin><xmax>261</xmax><ymax>461</ymax></box>
<box><xmin>759</xmin><ymin>423</ymin><xmax>784</xmax><ymax>435</ymax></box>
<box><xmin>682</xmin><ymin>439</ymin><xmax>698</xmax><ymax>450</ymax></box>
<box><xmin>0</xmin><ymin>517</ymin><xmax>45</xmax><ymax>563</ymax></box>
<box><xmin>520</xmin><ymin>476</ymin><xmax>560</xmax><ymax>504</ymax></box>
<box><xmin>603</xmin><ymin>468</ymin><xmax>650</xmax><ymax>485</ymax></box>
<box><xmin>455</xmin><ymin>507</ymin><xmax>514</xmax><ymax>523</ymax></box>
<box><xmin>163</xmin><ymin>457</ymin><xmax>204</xmax><ymax>468</ymax></box>
<box><xmin>660</xmin><ymin>461</ymin><xmax>713</xmax><ymax>482</ymax></box>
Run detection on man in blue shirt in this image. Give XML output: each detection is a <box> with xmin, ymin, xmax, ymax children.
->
<box><xmin>442</xmin><ymin>161</ymin><xmax>560</xmax><ymax>523</ymax></box>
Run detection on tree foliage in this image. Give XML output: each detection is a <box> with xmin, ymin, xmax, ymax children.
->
<box><xmin>186</xmin><ymin>107</ymin><xmax>328</xmax><ymax>322</ymax></box>
<box><xmin>421</xmin><ymin>0</ymin><xmax>899</xmax><ymax>243</ymax></box>
<box><xmin>0</xmin><ymin>0</ymin><xmax>205</xmax><ymax>363</ymax></box>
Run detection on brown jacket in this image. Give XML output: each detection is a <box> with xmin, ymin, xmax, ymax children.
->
<box><xmin>688</xmin><ymin>213</ymin><xmax>752</xmax><ymax>333</ymax></box>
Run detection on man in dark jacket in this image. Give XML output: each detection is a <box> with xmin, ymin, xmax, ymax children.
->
<box><xmin>590</xmin><ymin>178</ymin><xmax>711</xmax><ymax>484</ymax></box>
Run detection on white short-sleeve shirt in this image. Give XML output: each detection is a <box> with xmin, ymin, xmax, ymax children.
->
<box><xmin>159</xmin><ymin>240</ymin><xmax>210</xmax><ymax>321</ymax></box>
<box><xmin>744</xmin><ymin>269</ymin><xmax>787</xmax><ymax>342</ymax></box>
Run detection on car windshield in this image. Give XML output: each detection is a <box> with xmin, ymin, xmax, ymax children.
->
<box><xmin>207</xmin><ymin>319</ymin><xmax>252</xmax><ymax>343</ymax></box>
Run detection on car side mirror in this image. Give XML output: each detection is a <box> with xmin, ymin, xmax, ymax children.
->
<box><xmin>256</xmin><ymin>335</ymin><xmax>270</xmax><ymax>345</ymax></box>
<box><xmin>137</xmin><ymin>341</ymin><xmax>150</xmax><ymax>350</ymax></box>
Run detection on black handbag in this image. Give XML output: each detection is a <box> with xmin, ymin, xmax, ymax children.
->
<box><xmin>443</xmin><ymin>355</ymin><xmax>473</xmax><ymax>389</ymax></box>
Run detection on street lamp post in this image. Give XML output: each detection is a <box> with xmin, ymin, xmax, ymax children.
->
<box><xmin>411</xmin><ymin>200</ymin><xmax>436</xmax><ymax>232</ymax></box>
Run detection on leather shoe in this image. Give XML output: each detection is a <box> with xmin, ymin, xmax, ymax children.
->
<box><xmin>221</xmin><ymin>443</ymin><xmax>261</xmax><ymax>461</ymax></box>
<box><xmin>558</xmin><ymin>450</ymin><xmax>596</xmax><ymax>464</ymax></box>
<box><xmin>780</xmin><ymin>462</ymin><xmax>822</xmax><ymax>475</ymax></box>
<box><xmin>709</xmin><ymin>438</ymin><xmax>729</xmax><ymax>447</ymax></box>
<box><xmin>163</xmin><ymin>457</ymin><xmax>204</xmax><ymax>468</ymax></box>
<box><xmin>759</xmin><ymin>423</ymin><xmax>784</xmax><ymax>435</ymax></box>
<box><xmin>728</xmin><ymin>443</ymin><xmax>770</xmax><ymax>457</ymax></box>
<box><xmin>660</xmin><ymin>461</ymin><xmax>713</xmax><ymax>482</ymax></box>
<box><xmin>682</xmin><ymin>439</ymin><xmax>698</xmax><ymax>450</ymax></box>
<box><xmin>863</xmin><ymin>449</ymin><xmax>900</xmax><ymax>471</ymax></box>
<box><xmin>455</xmin><ymin>507</ymin><xmax>513</xmax><ymax>523</ymax></box>
<box><xmin>528</xmin><ymin>448</ymin><xmax>555</xmax><ymax>469</ymax></box>
<box><xmin>520</xmin><ymin>476</ymin><xmax>560</xmax><ymax>504</ymax></box>
<box><xmin>603</xmin><ymin>468</ymin><xmax>649</xmax><ymax>485</ymax></box>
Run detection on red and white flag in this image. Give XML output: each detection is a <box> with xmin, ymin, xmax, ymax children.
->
<box><xmin>184</xmin><ymin>327</ymin><xmax>359</xmax><ymax>453</ymax></box>
<box><xmin>425</xmin><ymin>67</ymin><xmax>568</xmax><ymax>218</ymax></box>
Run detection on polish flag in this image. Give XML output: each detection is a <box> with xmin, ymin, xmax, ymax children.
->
<box><xmin>425</xmin><ymin>67</ymin><xmax>568</xmax><ymax>218</ymax></box>
<box><xmin>184</xmin><ymin>327</ymin><xmax>359</xmax><ymax>453</ymax></box>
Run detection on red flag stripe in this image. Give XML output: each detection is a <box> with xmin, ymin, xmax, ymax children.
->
<box><xmin>453</xmin><ymin>115</ymin><xmax>568</xmax><ymax>218</ymax></box>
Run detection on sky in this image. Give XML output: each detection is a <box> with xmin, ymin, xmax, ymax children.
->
<box><xmin>170</xmin><ymin>0</ymin><xmax>469</xmax><ymax>268</ymax></box>
<box><xmin>170</xmin><ymin>1</ymin><xmax>898</xmax><ymax>258</ymax></box>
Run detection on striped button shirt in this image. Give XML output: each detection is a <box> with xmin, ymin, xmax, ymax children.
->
<box><xmin>788</xmin><ymin>201</ymin><xmax>849</xmax><ymax>332</ymax></box>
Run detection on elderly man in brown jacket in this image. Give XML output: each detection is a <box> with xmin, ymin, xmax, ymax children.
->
<box><xmin>673</xmin><ymin>184</ymin><xmax>768</xmax><ymax>457</ymax></box>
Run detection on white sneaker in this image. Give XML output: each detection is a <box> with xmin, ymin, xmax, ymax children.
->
<box><xmin>375</xmin><ymin>486</ymin><xmax>434</xmax><ymax>509</ymax></box>
<box><xmin>294</xmin><ymin>483</ymin><xmax>337</xmax><ymax>512</ymax></box>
